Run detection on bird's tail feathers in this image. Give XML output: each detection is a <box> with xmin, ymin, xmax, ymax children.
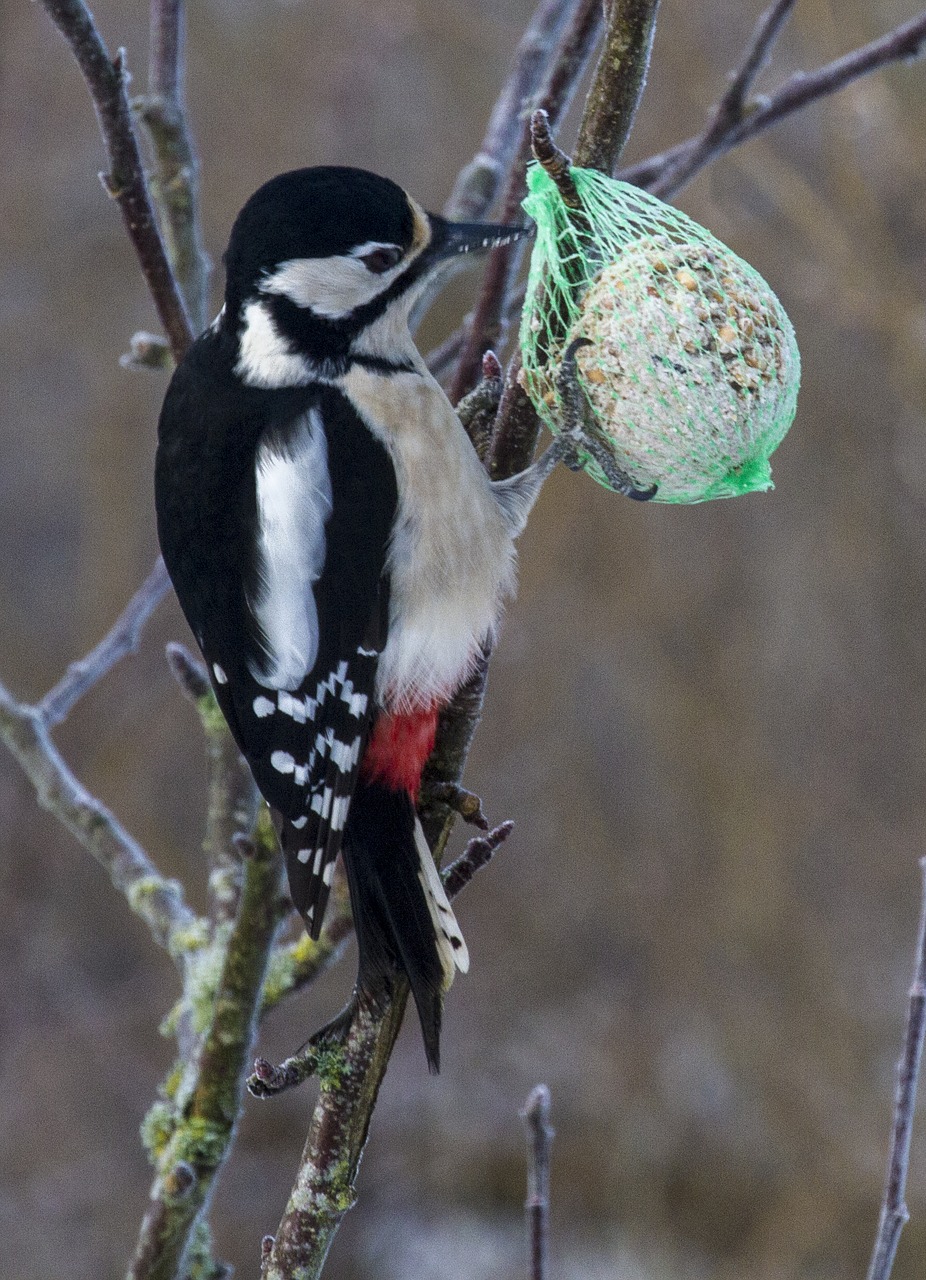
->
<box><xmin>341</xmin><ymin>778</ymin><xmax>467</xmax><ymax>1072</ymax></box>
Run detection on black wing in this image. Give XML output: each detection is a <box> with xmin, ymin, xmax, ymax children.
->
<box><xmin>156</xmin><ymin>347</ymin><xmax>397</xmax><ymax>934</ymax></box>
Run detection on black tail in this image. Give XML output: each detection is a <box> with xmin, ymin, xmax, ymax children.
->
<box><xmin>341</xmin><ymin>778</ymin><xmax>459</xmax><ymax>1072</ymax></box>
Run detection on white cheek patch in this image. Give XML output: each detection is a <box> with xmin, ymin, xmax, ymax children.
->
<box><xmin>235</xmin><ymin>300</ymin><xmax>316</xmax><ymax>388</ymax></box>
<box><xmin>260</xmin><ymin>254</ymin><xmax>403</xmax><ymax>320</ymax></box>
<box><xmin>248</xmin><ymin>410</ymin><xmax>333</xmax><ymax>690</ymax></box>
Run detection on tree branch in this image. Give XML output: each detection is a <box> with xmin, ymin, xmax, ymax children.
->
<box><xmin>38</xmin><ymin>558</ymin><xmax>171</xmax><ymax>727</ymax></box>
<box><xmin>260</xmin><ymin>900</ymin><xmax>354</xmax><ymax>1014</ymax></box>
<box><xmin>259</xmin><ymin>994</ymin><xmax>408</xmax><ymax>1280</ymax></box>
<box><xmin>622</xmin><ymin>9</ymin><xmax>926</xmax><ymax>199</ymax></box>
<box><xmin>445</xmin><ymin>0</ymin><xmax>572</xmax><ymax>223</ymax></box>
<box><xmin>488</xmin><ymin>0</ymin><xmax>660</xmax><ymax>481</ymax></box>
<box><xmin>866</xmin><ymin>858</ymin><xmax>926</xmax><ymax>1280</ymax></box>
<box><xmin>443</xmin><ymin>821</ymin><xmax>515</xmax><ymax>900</ymax></box>
<box><xmin>447</xmin><ymin>0</ymin><xmax>605</xmax><ymax>404</ymax></box>
<box><xmin>40</xmin><ymin>0</ymin><xmax>194</xmax><ymax>360</ymax></box>
<box><xmin>166</xmin><ymin>643</ymin><xmax>260</xmax><ymax>924</ymax></box>
<box><xmin>130</xmin><ymin>815</ymin><xmax>283</xmax><ymax>1280</ymax></box>
<box><xmin>521</xmin><ymin>1085</ymin><xmax>554</xmax><ymax>1280</ymax></box>
<box><xmin>0</xmin><ymin>679</ymin><xmax>201</xmax><ymax>962</ymax></box>
<box><xmin>574</xmin><ymin>0</ymin><xmax>660</xmax><ymax>173</ymax></box>
<box><xmin>135</xmin><ymin>0</ymin><xmax>210</xmax><ymax>329</ymax></box>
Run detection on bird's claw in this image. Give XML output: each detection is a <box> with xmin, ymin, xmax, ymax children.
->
<box><xmin>554</xmin><ymin>337</ymin><xmax>658</xmax><ymax>502</ymax></box>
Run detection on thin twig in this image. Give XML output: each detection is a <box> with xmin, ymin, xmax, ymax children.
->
<box><xmin>259</xmin><ymin>901</ymin><xmax>354</xmax><ymax>1013</ymax></box>
<box><xmin>724</xmin><ymin>0</ymin><xmax>798</xmax><ymax>114</ymax></box>
<box><xmin>865</xmin><ymin>858</ymin><xmax>926</xmax><ymax>1280</ymax></box>
<box><xmin>445</xmin><ymin>0</ymin><xmax>572</xmax><ymax>222</ymax></box>
<box><xmin>444</xmin><ymin>821</ymin><xmax>515</xmax><ymax>900</ymax></box>
<box><xmin>135</xmin><ymin>0</ymin><xmax>210</xmax><ymax>328</ymax></box>
<box><xmin>644</xmin><ymin>0</ymin><xmax>796</xmax><ymax>196</ymax></box>
<box><xmin>40</xmin><ymin>0</ymin><xmax>193</xmax><ymax>359</ymax></box>
<box><xmin>574</xmin><ymin>0</ymin><xmax>661</xmax><ymax>173</ymax></box>
<box><xmin>624</xmin><ymin>9</ymin><xmax>926</xmax><ymax>199</ymax></box>
<box><xmin>530</xmin><ymin>108</ymin><xmax>581</xmax><ymax>208</ymax></box>
<box><xmin>38</xmin><ymin>558</ymin><xmax>171</xmax><ymax>727</ymax></box>
<box><xmin>0</xmin><ymin>680</ymin><xmax>200</xmax><ymax>962</ymax></box>
<box><xmin>448</xmin><ymin>0</ymin><xmax>605</xmax><ymax>404</ymax></box>
<box><xmin>521</xmin><ymin>1085</ymin><xmax>554</xmax><ymax>1280</ymax></box>
<box><xmin>411</xmin><ymin>0</ymin><xmax>572</xmax><ymax>337</ymax></box>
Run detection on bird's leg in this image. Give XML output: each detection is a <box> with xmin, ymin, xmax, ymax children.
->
<box><xmin>549</xmin><ymin>337</ymin><xmax>658</xmax><ymax>500</ymax></box>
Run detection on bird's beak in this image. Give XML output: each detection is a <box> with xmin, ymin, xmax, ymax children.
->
<box><xmin>424</xmin><ymin>215</ymin><xmax>534</xmax><ymax>264</ymax></box>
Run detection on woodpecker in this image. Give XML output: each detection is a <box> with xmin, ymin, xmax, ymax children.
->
<box><xmin>155</xmin><ymin>166</ymin><xmax>559</xmax><ymax>1071</ymax></box>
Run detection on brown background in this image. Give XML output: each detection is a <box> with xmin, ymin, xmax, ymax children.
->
<box><xmin>2</xmin><ymin>1</ymin><xmax>926</xmax><ymax>1277</ymax></box>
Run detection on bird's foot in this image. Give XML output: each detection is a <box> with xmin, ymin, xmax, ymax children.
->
<box><xmin>427</xmin><ymin>781</ymin><xmax>490</xmax><ymax>830</ymax></box>
<box><xmin>554</xmin><ymin>337</ymin><xmax>658</xmax><ymax>501</ymax></box>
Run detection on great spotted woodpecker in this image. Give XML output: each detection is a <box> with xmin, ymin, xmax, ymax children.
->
<box><xmin>155</xmin><ymin>166</ymin><xmax>560</xmax><ymax>1071</ymax></box>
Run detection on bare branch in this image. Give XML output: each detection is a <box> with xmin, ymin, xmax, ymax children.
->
<box><xmin>259</xmin><ymin>902</ymin><xmax>354</xmax><ymax>1014</ymax></box>
<box><xmin>521</xmin><ymin>1085</ymin><xmax>554</xmax><ymax>1280</ymax></box>
<box><xmin>0</xmin><ymin>679</ymin><xmax>200</xmax><ymax>961</ymax></box>
<box><xmin>129</xmin><ymin>818</ymin><xmax>283</xmax><ymax>1280</ymax></box>
<box><xmin>201</xmin><ymin>705</ymin><xmax>258</xmax><ymax>925</ymax></box>
<box><xmin>260</xmin><ymin>995</ymin><xmax>408</xmax><ymax>1280</ymax></box>
<box><xmin>448</xmin><ymin>0</ymin><xmax>605</xmax><ymax>404</ymax></box>
<box><xmin>443</xmin><ymin>821</ymin><xmax>515</xmax><ymax>900</ymax></box>
<box><xmin>121</xmin><ymin>331</ymin><xmax>174</xmax><ymax>370</ymax></box>
<box><xmin>866</xmin><ymin>858</ymin><xmax>926</xmax><ymax>1280</ymax></box>
<box><xmin>38</xmin><ymin>558</ymin><xmax>171</xmax><ymax>727</ymax></box>
<box><xmin>641</xmin><ymin>0</ymin><xmax>798</xmax><ymax>196</ymax></box>
<box><xmin>574</xmin><ymin>0</ymin><xmax>661</xmax><ymax>173</ymax></box>
<box><xmin>135</xmin><ymin>0</ymin><xmax>210</xmax><ymax>328</ymax></box>
<box><xmin>445</xmin><ymin>0</ymin><xmax>572</xmax><ymax>222</ymax></box>
<box><xmin>530</xmin><ymin>108</ymin><xmax>581</xmax><ymax>208</ymax></box>
<box><xmin>623</xmin><ymin>10</ymin><xmax>926</xmax><ymax>199</ymax></box>
<box><xmin>166</xmin><ymin>640</ymin><xmax>210</xmax><ymax>701</ymax></box>
<box><xmin>488</xmin><ymin>0</ymin><xmax>660</xmax><ymax>479</ymax></box>
<box><xmin>165</xmin><ymin>644</ymin><xmax>260</xmax><ymax>922</ymax></box>
<box><xmin>40</xmin><ymin>0</ymin><xmax>194</xmax><ymax>360</ymax></box>
<box><xmin>722</xmin><ymin>0</ymin><xmax>797</xmax><ymax>115</ymax></box>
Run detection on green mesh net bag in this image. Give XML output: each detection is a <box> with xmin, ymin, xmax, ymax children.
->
<box><xmin>519</xmin><ymin>164</ymin><xmax>800</xmax><ymax>503</ymax></box>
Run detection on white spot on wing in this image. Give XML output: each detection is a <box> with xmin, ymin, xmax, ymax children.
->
<box><xmin>253</xmin><ymin>695</ymin><xmax>275</xmax><ymax>718</ymax></box>
<box><xmin>291</xmin><ymin>816</ymin><xmax>308</xmax><ymax>829</ymax></box>
<box><xmin>349</xmin><ymin>693</ymin><xmax>368</xmax><ymax>718</ymax></box>
<box><xmin>322</xmin><ymin>861</ymin><xmax>336</xmax><ymax>886</ymax></box>
<box><xmin>270</xmin><ymin>750</ymin><xmax>295</xmax><ymax>774</ymax></box>
<box><xmin>248</xmin><ymin>411</ymin><xmax>333</xmax><ymax>690</ymax></box>
<box><xmin>331</xmin><ymin>796</ymin><xmax>350</xmax><ymax>831</ymax></box>
<box><xmin>296</xmin><ymin>848</ymin><xmax>311</xmax><ymax>864</ymax></box>
<box><xmin>213</xmin><ymin>664</ymin><xmax>228</xmax><ymax>684</ymax></box>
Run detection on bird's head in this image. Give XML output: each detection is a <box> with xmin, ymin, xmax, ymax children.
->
<box><xmin>221</xmin><ymin>166</ymin><xmax>530</xmax><ymax>386</ymax></box>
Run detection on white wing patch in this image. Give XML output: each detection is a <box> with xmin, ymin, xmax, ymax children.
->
<box><xmin>248</xmin><ymin>411</ymin><xmax>333</xmax><ymax>690</ymax></box>
<box><xmin>413</xmin><ymin>817</ymin><xmax>469</xmax><ymax>985</ymax></box>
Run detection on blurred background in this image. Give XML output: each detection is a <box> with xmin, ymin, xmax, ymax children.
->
<box><xmin>2</xmin><ymin>1</ymin><xmax>926</xmax><ymax>1276</ymax></box>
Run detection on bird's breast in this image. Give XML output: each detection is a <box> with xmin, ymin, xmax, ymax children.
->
<box><xmin>338</xmin><ymin>365</ymin><xmax>517</xmax><ymax>711</ymax></box>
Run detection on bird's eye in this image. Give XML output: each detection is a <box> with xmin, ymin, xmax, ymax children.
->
<box><xmin>359</xmin><ymin>246</ymin><xmax>402</xmax><ymax>274</ymax></box>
